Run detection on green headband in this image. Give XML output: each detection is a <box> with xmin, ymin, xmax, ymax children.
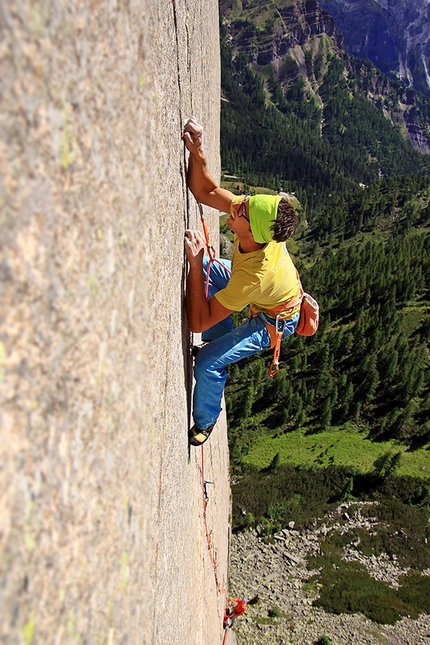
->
<box><xmin>248</xmin><ymin>195</ymin><xmax>282</xmax><ymax>243</ymax></box>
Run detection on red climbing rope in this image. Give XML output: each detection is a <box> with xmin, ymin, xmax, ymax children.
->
<box><xmin>200</xmin><ymin>444</ymin><xmax>230</xmax><ymax>643</ymax></box>
<box><xmin>201</xmin><ymin>444</ymin><xmax>223</xmax><ymax>592</ymax></box>
<box><xmin>197</xmin><ymin>202</ymin><xmax>230</xmax><ymax>642</ymax></box>
<box><xmin>198</xmin><ymin>203</ymin><xmax>231</xmax><ymax>297</ymax></box>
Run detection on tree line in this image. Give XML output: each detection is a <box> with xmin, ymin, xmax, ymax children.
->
<box><xmin>220</xmin><ymin>20</ymin><xmax>430</xmax><ymax>220</ymax></box>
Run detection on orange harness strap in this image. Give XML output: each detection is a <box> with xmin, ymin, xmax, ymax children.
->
<box><xmin>252</xmin><ymin>275</ymin><xmax>304</xmax><ymax>378</ymax></box>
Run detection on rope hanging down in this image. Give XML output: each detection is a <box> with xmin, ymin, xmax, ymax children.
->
<box><xmin>196</xmin><ymin>202</ymin><xmax>230</xmax><ymax>641</ymax></box>
<box><xmin>222</xmin><ymin>626</ymin><xmax>229</xmax><ymax>645</ymax></box>
<box><xmin>201</xmin><ymin>444</ymin><xmax>232</xmax><ymax>644</ymax></box>
<box><xmin>201</xmin><ymin>444</ymin><xmax>224</xmax><ymax>593</ymax></box>
<box><xmin>195</xmin><ymin>201</ymin><xmax>226</xmax><ymax>592</ymax></box>
<box><xmin>198</xmin><ymin>203</ymin><xmax>231</xmax><ymax>297</ymax></box>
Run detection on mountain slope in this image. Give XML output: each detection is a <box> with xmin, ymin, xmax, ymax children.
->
<box><xmin>220</xmin><ymin>0</ymin><xmax>430</xmax><ymax>154</ymax></box>
<box><xmin>219</xmin><ymin>0</ymin><xmax>430</xmax><ymax>469</ymax></box>
<box><xmin>320</xmin><ymin>0</ymin><xmax>430</xmax><ymax>97</ymax></box>
<box><xmin>220</xmin><ymin>14</ymin><xmax>430</xmax><ymax>221</ymax></box>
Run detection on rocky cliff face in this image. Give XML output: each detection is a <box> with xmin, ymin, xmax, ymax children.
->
<box><xmin>254</xmin><ymin>0</ymin><xmax>344</xmax><ymax>66</ymax></box>
<box><xmin>350</xmin><ymin>58</ymin><xmax>430</xmax><ymax>154</ymax></box>
<box><xmin>221</xmin><ymin>0</ymin><xmax>347</xmax><ymax>76</ymax></box>
<box><xmin>221</xmin><ymin>0</ymin><xmax>430</xmax><ymax>153</ymax></box>
<box><xmin>0</xmin><ymin>2</ymin><xmax>230</xmax><ymax>644</ymax></box>
<box><xmin>320</xmin><ymin>0</ymin><xmax>430</xmax><ymax>97</ymax></box>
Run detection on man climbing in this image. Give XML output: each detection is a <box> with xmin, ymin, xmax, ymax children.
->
<box><xmin>183</xmin><ymin>116</ymin><xmax>302</xmax><ymax>447</ymax></box>
<box><xmin>223</xmin><ymin>597</ymin><xmax>248</xmax><ymax>629</ymax></box>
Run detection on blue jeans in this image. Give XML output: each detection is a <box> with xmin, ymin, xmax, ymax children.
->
<box><xmin>193</xmin><ymin>257</ymin><xmax>299</xmax><ymax>431</ymax></box>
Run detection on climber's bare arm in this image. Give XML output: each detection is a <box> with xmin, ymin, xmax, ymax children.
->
<box><xmin>184</xmin><ymin>229</ymin><xmax>233</xmax><ymax>333</ymax></box>
<box><xmin>183</xmin><ymin>117</ymin><xmax>233</xmax><ymax>213</ymax></box>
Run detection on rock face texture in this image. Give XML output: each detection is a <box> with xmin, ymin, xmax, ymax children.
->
<box><xmin>0</xmin><ymin>2</ymin><xmax>230</xmax><ymax>644</ymax></box>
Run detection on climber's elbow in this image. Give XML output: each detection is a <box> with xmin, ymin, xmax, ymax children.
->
<box><xmin>187</xmin><ymin>297</ymin><xmax>233</xmax><ymax>335</ymax></box>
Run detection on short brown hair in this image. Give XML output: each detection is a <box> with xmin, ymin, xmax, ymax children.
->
<box><xmin>271</xmin><ymin>198</ymin><xmax>299</xmax><ymax>242</ymax></box>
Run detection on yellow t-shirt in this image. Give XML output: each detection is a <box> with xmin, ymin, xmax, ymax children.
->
<box><xmin>215</xmin><ymin>236</ymin><xmax>300</xmax><ymax>317</ymax></box>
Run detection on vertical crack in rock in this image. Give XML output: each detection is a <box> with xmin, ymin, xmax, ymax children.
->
<box><xmin>171</xmin><ymin>0</ymin><xmax>195</xmax><ymax>428</ymax></box>
<box><xmin>171</xmin><ymin>0</ymin><xmax>189</xmax><ymax>228</ymax></box>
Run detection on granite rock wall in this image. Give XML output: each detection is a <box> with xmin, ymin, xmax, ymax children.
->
<box><xmin>0</xmin><ymin>1</ymin><xmax>230</xmax><ymax>643</ymax></box>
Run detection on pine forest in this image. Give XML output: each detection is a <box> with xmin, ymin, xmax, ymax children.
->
<box><xmin>219</xmin><ymin>3</ymin><xmax>430</xmax><ymax>623</ymax></box>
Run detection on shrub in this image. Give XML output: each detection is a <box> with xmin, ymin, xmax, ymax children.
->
<box><xmin>315</xmin><ymin>637</ymin><xmax>332</xmax><ymax>645</ymax></box>
<box><xmin>310</xmin><ymin>556</ymin><xmax>422</xmax><ymax>625</ymax></box>
<box><xmin>244</xmin><ymin>512</ymin><xmax>255</xmax><ymax>529</ymax></box>
<box><xmin>268</xmin><ymin>606</ymin><xmax>281</xmax><ymax>618</ymax></box>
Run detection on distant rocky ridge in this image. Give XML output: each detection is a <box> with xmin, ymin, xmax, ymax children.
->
<box><xmin>220</xmin><ymin>0</ymin><xmax>348</xmax><ymax>80</ymax></box>
<box><xmin>320</xmin><ymin>0</ymin><xmax>430</xmax><ymax>97</ymax></box>
<box><xmin>229</xmin><ymin>502</ymin><xmax>430</xmax><ymax>645</ymax></box>
<box><xmin>220</xmin><ymin>0</ymin><xmax>430</xmax><ymax>153</ymax></box>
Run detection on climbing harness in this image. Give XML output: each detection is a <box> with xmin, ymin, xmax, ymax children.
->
<box><xmin>250</xmin><ymin>278</ymin><xmax>303</xmax><ymax>378</ymax></box>
<box><xmin>252</xmin><ymin>270</ymin><xmax>319</xmax><ymax>378</ymax></box>
<box><xmin>267</xmin><ymin>314</ymin><xmax>286</xmax><ymax>378</ymax></box>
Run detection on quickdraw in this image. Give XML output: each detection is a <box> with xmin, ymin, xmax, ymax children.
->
<box><xmin>267</xmin><ymin>315</ymin><xmax>285</xmax><ymax>378</ymax></box>
<box><xmin>251</xmin><ymin>273</ymin><xmax>304</xmax><ymax>378</ymax></box>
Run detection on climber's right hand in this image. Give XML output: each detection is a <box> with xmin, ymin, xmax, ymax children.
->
<box><xmin>183</xmin><ymin>117</ymin><xmax>203</xmax><ymax>153</ymax></box>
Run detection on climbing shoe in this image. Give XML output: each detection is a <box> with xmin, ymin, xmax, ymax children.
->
<box><xmin>188</xmin><ymin>423</ymin><xmax>215</xmax><ymax>446</ymax></box>
<box><xmin>191</xmin><ymin>341</ymin><xmax>210</xmax><ymax>358</ymax></box>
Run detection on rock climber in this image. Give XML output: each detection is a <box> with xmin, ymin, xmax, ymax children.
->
<box><xmin>224</xmin><ymin>597</ymin><xmax>248</xmax><ymax>629</ymax></box>
<box><xmin>183</xmin><ymin>116</ymin><xmax>302</xmax><ymax>447</ymax></box>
